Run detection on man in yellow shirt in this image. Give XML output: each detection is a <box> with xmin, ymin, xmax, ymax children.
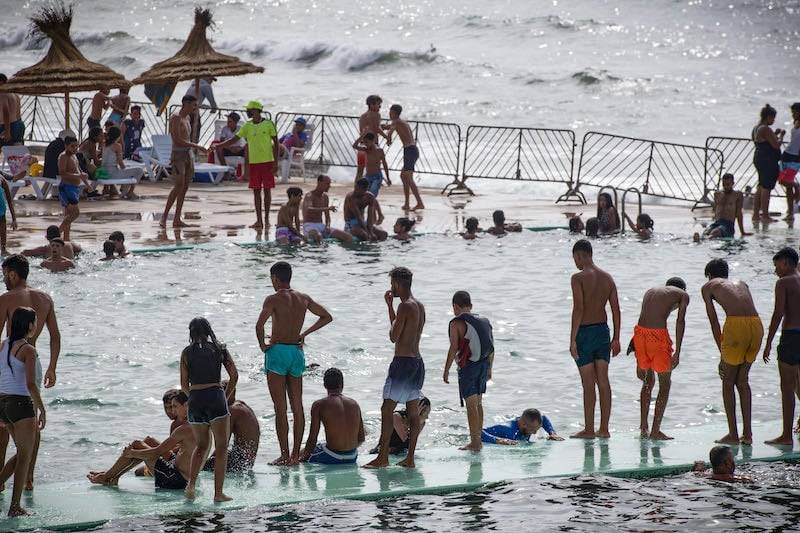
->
<box><xmin>217</xmin><ymin>101</ymin><xmax>279</xmax><ymax>228</ymax></box>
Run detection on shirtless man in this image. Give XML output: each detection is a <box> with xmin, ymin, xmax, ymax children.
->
<box><xmin>134</xmin><ymin>389</ymin><xmax>182</xmax><ymax>477</ymax></box>
<box><xmin>629</xmin><ymin>278</ymin><xmax>689</xmax><ymax>440</ymax></box>
<box><xmin>0</xmin><ymin>74</ymin><xmax>24</xmax><ymax>147</ymax></box>
<box><xmin>487</xmin><ymin>210</ymin><xmax>522</xmax><ymax>236</ymax></box>
<box><xmin>108</xmin><ymin>87</ymin><xmax>130</xmax><ymax>127</ymax></box>
<box><xmin>161</xmin><ymin>95</ymin><xmax>202</xmax><ymax>228</ymax></box>
<box><xmin>40</xmin><ymin>239</ymin><xmax>75</xmax><ymax>273</ymax></box>
<box><xmin>343</xmin><ymin>178</ymin><xmax>387</xmax><ymax>241</ymax></box>
<box><xmin>300</xmin><ymin>368</ymin><xmax>365</xmax><ymax>465</ymax></box>
<box><xmin>88</xmin><ymin>393</ymin><xmax>195</xmax><ymax>491</ymax></box>
<box><xmin>569</xmin><ymin>239</ymin><xmax>621</xmax><ymax>439</ymax></box>
<box><xmin>22</xmin><ymin>225</ymin><xmax>81</xmax><ymax>260</ymax></box>
<box><xmin>57</xmin><ymin>136</ymin><xmax>89</xmax><ymax>241</ymax></box>
<box><xmin>0</xmin><ymin>255</ymin><xmax>61</xmax><ymax>489</ymax></box>
<box><xmin>256</xmin><ymin>261</ymin><xmax>333</xmax><ymax>465</ymax></box>
<box><xmin>86</xmin><ymin>88</ymin><xmax>109</xmax><ymax>130</ymax></box>
<box><xmin>275</xmin><ymin>187</ymin><xmax>305</xmax><ymax>245</ymax></box>
<box><xmin>762</xmin><ymin>247</ymin><xmax>800</xmax><ymax>446</ymax></box>
<box><xmin>352</xmin><ymin>133</ymin><xmax>390</xmax><ymax>197</ymax></box>
<box><xmin>702</xmin><ymin>258</ymin><xmax>763</xmax><ymax>445</ymax></box>
<box><xmin>365</xmin><ymin>267</ymin><xmax>426</xmax><ymax>469</ymax></box>
<box><xmin>203</xmin><ymin>382</ymin><xmax>260</xmax><ymax>473</ymax></box>
<box><xmin>701</xmin><ymin>174</ymin><xmax>751</xmax><ymax>239</ymax></box>
<box><xmin>693</xmin><ymin>445</ymin><xmax>751</xmax><ymax>483</ymax></box>
<box><xmin>302</xmin><ymin>175</ymin><xmax>352</xmax><ymax>244</ymax></box>
<box><xmin>383</xmin><ymin>104</ymin><xmax>424</xmax><ymax>210</ymax></box>
<box><xmin>356</xmin><ymin>95</ymin><xmax>389</xmax><ymax>180</ymax></box>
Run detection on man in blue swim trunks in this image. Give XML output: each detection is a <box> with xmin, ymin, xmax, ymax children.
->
<box><xmin>0</xmin><ymin>75</ymin><xmax>24</xmax><ymax>147</ymax></box>
<box><xmin>702</xmin><ymin>174</ymin><xmax>751</xmax><ymax>240</ymax></box>
<box><xmin>300</xmin><ymin>368</ymin><xmax>365</xmax><ymax>465</ymax></box>
<box><xmin>256</xmin><ymin>261</ymin><xmax>333</xmax><ymax>465</ymax></box>
<box><xmin>569</xmin><ymin>239</ymin><xmax>621</xmax><ymax>439</ymax></box>
<box><xmin>57</xmin><ymin>136</ymin><xmax>89</xmax><ymax>241</ymax></box>
<box><xmin>352</xmin><ymin>132</ymin><xmax>390</xmax><ymax>197</ymax></box>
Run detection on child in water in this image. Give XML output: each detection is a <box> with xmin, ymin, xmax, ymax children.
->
<box><xmin>463</xmin><ymin>217</ymin><xmax>480</xmax><ymax>240</ymax></box>
<box><xmin>624</xmin><ymin>212</ymin><xmax>654</xmax><ymax>238</ymax></box>
<box><xmin>275</xmin><ymin>187</ymin><xmax>305</xmax><ymax>245</ymax></box>
<box><xmin>585</xmin><ymin>217</ymin><xmax>600</xmax><ymax>237</ymax></box>
<box><xmin>393</xmin><ymin>217</ymin><xmax>415</xmax><ymax>241</ymax></box>
<box><xmin>597</xmin><ymin>193</ymin><xmax>620</xmax><ymax>234</ymax></box>
<box><xmin>568</xmin><ymin>216</ymin><xmax>585</xmax><ymax>234</ymax></box>
<box><xmin>99</xmin><ymin>240</ymin><xmax>117</xmax><ymax>261</ymax></box>
<box><xmin>487</xmin><ymin>210</ymin><xmax>522</xmax><ymax>235</ymax></box>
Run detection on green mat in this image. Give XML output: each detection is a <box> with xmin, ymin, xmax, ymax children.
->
<box><xmin>1</xmin><ymin>420</ymin><xmax>797</xmax><ymax>531</ymax></box>
<box><xmin>130</xmin><ymin>245</ymin><xmax>199</xmax><ymax>254</ymax></box>
<box><xmin>526</xmin><ymin>226</ymin><xmax>569</xmax><ymax>232</ymax></box>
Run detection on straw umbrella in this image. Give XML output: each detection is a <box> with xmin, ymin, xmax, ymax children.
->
<box><xmin>0</xmin><ymin>2</ymin><xmax>131</xmax><ymax>130</ymax></box>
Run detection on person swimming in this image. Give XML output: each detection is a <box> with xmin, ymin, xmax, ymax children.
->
<box><xmin>393</xmin><ymin>217</ymin><xmax>415</xmax><ymax>241</ymax></box>
<box><xmin>463</xmin><ymin>217</ymin><xmax>480</xmax><ymax>240</ymax></box>
<box><xmin>585</xmin><ymin>217</ymin><xmax>600</xmax><ymax>237</ymax></box>
<box><xmin>596</xmin><ymin>193</ymin><xmax>620</xmax><ymax>234</ymax></box>
<box><xmin>624</xmin><ymin>212</ymin><xmax>654</xmax><ymax>238</ymax></box>
<box><xmin>569</xmin><ymin>216</ymin><xmax>585</xmax><ymax>234</ymax></box>
<box><xmin>481</xmin><ymin>408</ymin><xmax>563</xmax><ymax>444</ymax></box>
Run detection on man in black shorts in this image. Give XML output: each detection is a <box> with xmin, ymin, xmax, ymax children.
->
<box><xmin>384</xmin><ymin>104</ymin><xmax>424</xmax><ymax>211</ymax></box>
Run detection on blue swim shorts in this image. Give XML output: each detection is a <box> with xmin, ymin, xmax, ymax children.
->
<box><xmin>265</xmin><ymin>343</ymin><xmax>305</xmax><ymax>377</ymax></box>
<box><xmin>308</xmin><ymin>444</ymin><xmax>357</xmax><ymax>465</ymax></box>
<box><xmin>365</xmin><ymin>172</ymin><xmax>382</xmax><ymax>197</ymax></box>
<box><xmin>58</xmin><ymin>183</ymin><xmax>81</xmax><ymax>207</ymax></box>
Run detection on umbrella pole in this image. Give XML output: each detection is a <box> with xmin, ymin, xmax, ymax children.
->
<box><xmin>64</xmin><ymin>92</ymin><xmax>70</xmax><ymax>131</ymax></box>
<box><xmin>193</xmin><ymin>78</ymin><xmax>200</xmax><ymax>156</ymax></box>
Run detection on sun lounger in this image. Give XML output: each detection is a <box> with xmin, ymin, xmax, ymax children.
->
<box><xmin>150</xmin><ymin>134</ymin><xmax>231</xmax><ymax>184</ymax></box>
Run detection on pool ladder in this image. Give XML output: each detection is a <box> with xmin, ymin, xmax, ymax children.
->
<box><xmin>596</xmin><ymin>186</ymin><xmax>642</xmax><ymax>234</ymax></box>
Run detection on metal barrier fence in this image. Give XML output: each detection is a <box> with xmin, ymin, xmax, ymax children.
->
<box><xmin>274</xmin><ymin>112</ymin><xmax>461</xmax><ymax>179</ymax></box>
<box><xmin>21</xmin><ymin>95</ymin><xmax>84</xmax><ymax>144</ymax></box>
<box><xmin>705</xmin><ymin>136</ymin><xmax>788</xmax><ymax>197</ymax></box>
<box><xmin>167</xmin><ymin>105</ymin><xmax>271</xmax><ymax>149</ymax></box>
<box><xmin>574</xmin><ymin>132</ymin><xmax>722</xmax><ymax>206</ymax></box>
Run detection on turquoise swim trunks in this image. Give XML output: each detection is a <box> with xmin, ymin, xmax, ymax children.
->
<box><xmin>265</xmin><ymin>343</ymin><xmax>305</xmax><ymax>377</ymax></box>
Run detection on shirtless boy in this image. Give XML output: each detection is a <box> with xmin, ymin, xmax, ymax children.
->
<box><xmin>702</xmin><ymin>174</ymin><xmax>751</xmax><ymax>239</ymax></box>
<box><xmin>353</xmin><ymin>133</ymin><xmax>390</xmax><ymax>197</ymax></box>
<box><xmin>356</xmin><ymin>95</ymin><xmax>388</xmax><ymax>180</ymax></box>
<box><xmin>256</xmin><ymin>261</ymin><xmax>333</xmax><ymax>465</ymax></box>
<box><xmin>630</xmin><ymin>278</ymin><xmax>689</xmax><ymax>440</ymax></box>
<box><xmin>569</xmin><ymin>239</ymin><xmax>621</xmax><ymax>439</ymax></box>
<box><xmin>275</xmin><ymin>187</ymin><xmax>305</xmax><ymax>245</ymax></box>
<box><xmin>343</xmin><ymin>178</ymin><xmax>387</xmax><ymax>241</ymax></box>
<box><xmin>41</xmin><ymin>239</ymin><xmax>75</xmax><ymax>273</ymax></box>
<box><xmin>365</xmin><ymin>267</ymin><xmax>426</xmax><ymax>469</ymax></box>
<box><xmin>702</xmin><ymin>258</ymin><xmax>763</xmax><ymax>445</ymax></box>
<box><xmin>161</xmin><ymin>95</ymin><xmax>203</xmax><ymax>228</ymax></box>
<box><xmin>383</xmin><ymin>104</ymin><xmax>424</xmax><ymax>210</ymax></box>
<box><xmin>487</xmin><ymin>210</ymin><xmax>522</xmax><ymax>236</ymax></box>
<box><xmin>22</xmin><ymin>226</ymin><xmax>80</xmax><ymax>260</ymax></box>
<box><xmin>86</xmin><ymin>88</ymin><xmax>109</xmax><ymax>130</ymax></box>
<box><xmin>300</xmin><ymin>368</ymin><xmax>365</xmax><ymax>465</ymax></box>
<box><xmin>762</xmin><ymin>247</ymin><xmax>800</xmax><ymax>446</ymax></box>
<box><xmin>57</xmin><ymin>136</ymin><xmax>89</xmax><ymax>241</ymax></box>
<box><xmin>203</xmin><ymin>382</ymin><xmax>260</xmax><ymax>473</ymax></box>
<box><xmin>0</xmin><ymin>74</ymin><xmax>23</xmax><ymax>147</ymax></box>
<box><xmin>302</xmin><ymin>175</ymin><xmax>352</xmax><ymax>244</ymax></box>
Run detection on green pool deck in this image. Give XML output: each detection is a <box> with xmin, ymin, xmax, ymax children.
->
<box><xmin>1</xmin><ymin>420</ymin><xmax>798</xmax><ymax>531</ymax></box>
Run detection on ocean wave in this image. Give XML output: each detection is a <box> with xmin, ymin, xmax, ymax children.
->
<box><xmin>0</xmin><ymin>28</ymin><xmax>26</xmax><ymax>50</ymax></box>
<box><xmin>540</xmin><ymin>15</ymin><xmax>611</xmax><ymax>31</ymax></box>
<box><xmin>571</xmin><ymin>69</ymin><xmax>621</xmax><ymax>86</ymax></box>
<box><xmin>49</xmin><ymin>397</ymin><xmax>119</xmax><ymax>408</ymax></box>
<box><xmin>73</xmin><ymin>30</ymin><xmax>135</xmax><ymax>46</ymax></box>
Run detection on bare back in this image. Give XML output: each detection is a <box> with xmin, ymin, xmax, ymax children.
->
<box><xmin>778</xmin><ymin>273</ymin><xmax>800</xmax><ymax>330</ymax></box>
<box><xmin>705</xmin><ymin>279</ymin><xmax>758</xmax><ymax>317</ymax></box>
<box><xmin>263</xmin><ymin>289</ymin><xmax>313</xmax><ymax>344</ymax></box>
<box><xmin>573</xmin><ymin>266</ymin><xmax>615</xmax><ymax>324</ymax></box>
<box><xmin>316</xmin><ymin>395</ymin><xmax>363</xmax><ymax>450</ymax></box>
<box><xmin>230</xmin><ymin>400</ymin><xmax>260</xmax><ymax>451</ymax></box>
<box><xmin>395</xmin><ymin>297</ymin><xmax>425</xmax><ymax>357</ymax></box>
<box><xmin>0</xmin><ymin>93</ymin><xmax>21</xmax><ymax>122</ymax></box>
<box><xmin>0</xmin><ymin>287</ymin><xmax>55</xmax><ymax>345</ymax></box>
<box><xmin>90</xmin><ymin>92</ymin><xmax>106</xmax><ymax>119</ymax></box>
<box><xmin>638</xmin><ymin>287</ymin><xmax>684</xmax><ymax>328</ymax></box>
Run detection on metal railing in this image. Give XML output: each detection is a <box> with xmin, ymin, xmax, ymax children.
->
<box><xmin>167</xmin><ymin>105</ymin><xmax>271</xmax><ymax>149</ymax></box>
<box><xmin>705</xmin><ymin>136</ymin><xmax>788</xmax><ymax>197</ymax></box>
<box><xmin>574</xmin><ymin>132</ymin><xmax>722</xmax><ymax>207</ymax></box>
<box><xmin>21</xmin><ymin>95</ymin><xmax>85</xmax><ymax>144</ymax></box>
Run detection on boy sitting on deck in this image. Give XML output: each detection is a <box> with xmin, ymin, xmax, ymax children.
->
<box><xmin>275</xmin><ymin>187</ymin><xmax>305</xmax><ymax>245</ymax></box>
<box><xmin>481</xmin><ymin>408</ymin><xmax>563</xmax><ymax>444</ymax></box>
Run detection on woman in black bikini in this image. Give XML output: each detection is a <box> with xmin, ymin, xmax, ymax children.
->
<box><xmin>180</xmin><ymin>317</ymin><xmax>238</xmax><ymax>502</ymax></box>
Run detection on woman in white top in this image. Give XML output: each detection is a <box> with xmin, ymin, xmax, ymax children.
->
<box><xmin>0</xmin><ymin>307</ymin><xmax>45</xmax><ymax>517</ymax></box>
<box><xmin>781</xmin><ymin>102</ymin><xmax>800</xmax><ymax>219</ymax></box>
<box><xmin>100</xmin><ymin>126</ymin><xmax>143</xmax><ymax>199</ymax></box>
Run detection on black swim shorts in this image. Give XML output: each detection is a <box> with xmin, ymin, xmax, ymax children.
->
<box><xmin>402</xmin><ymin>145</ymin><xmax>419</xmax><ymax>172</ymax></box>
<box><xmin>458</xmin><ymin>358</ymin><xmax>489</xmax><ymax>405</ymax></box>
<box><xmin>154</xmin><ymin>458</ymin><xmax>187</xmax><ymax>490</ymax></box>
<box><xmin>0</xmin><ymin>394</ymin><xmax>34</xmax><ymax>424</ymax></box>
<box><xmin>188</xmin><ymin>387</ymin><xmax>229</xmax><ymax>425</ymax></box>
<box><xmin>778</xmin><ymin>330</ymin><xmax>800</xmax><ymax>366</ymax></box>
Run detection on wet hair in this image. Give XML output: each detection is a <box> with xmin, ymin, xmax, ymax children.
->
<box><xmin>637</xmin><ymin>213</ymin><xmax>654</xmax><ymax>229</ymax></box>
<box><xmin>104</xmin><ymin>120</ymin><xmax>114</xmax><ymax>129</ymax></box>
<box><xmin>6</xmin><ymin>307</ymin><xmax>35</xmax><ymax>375</ymax></box>
<box><xmin>709</xmin><ymin>445</ymin><xmax>732</xmax><ymax>473</ymax></box>
<box><xmin>395</xmin><ymin>217</ymin><xmax>415</xmax><ymax>232</ymax></box>
<box><xmin>51</xmin><ymin>238</ymin><xmax>65</xmax><ymax>246</ymax></box>
<box><xmin>323</xmin><ymin>367</ymin><xmax>344</xmax><ymax>391</ymax></box>
<box><xmin>364</xmin><ymin>132</ymin><xmax>376</xmax><ymax>142</ymax></box>
<box><xmin>270</xmin><ymin>261</ymin><xmax>292</xmax><ymax>283</ymax></box>
<box><xmin>568</xmin><ymin>216</ymin><xmax>583</xmax><ymax>233</ymax></box>
<box><xmin>181</xmin><ymin>94</ymin><xmax>197</xmax><ymax>105</ymax></box>
<box><xmin>188</xmin><ymin>317</ymin><xmax>224</xmax><ymax>353</ymax></box>
<box><xmin>105</xmin><ymin>126</ymin><xmax>121</xmax><ymax>146</ymax></box>
<box><xmin>162</xmin><ymin>388</ymin><xmax>180</xmax><ymax>403</ymax></box>
<box><xmin>760</xmin><ymin>104</ymin><xmax>777</xmax><ymax>121</ymax></box>
<box><xmin>317</xmin><ymin>174</ymin><xmax>330</xmax><ymax>182</ymax></box>
<box><xmin>390</xmin><ymin>104</ymin><xmax>402</xmax><ymax>115</ymax></box>
<box><xmin>287</xmin><ymin>187</ymin><xmax>303</xmax><ymax>198</ymax></box>
<box><xmin>87</xmin><ymin>126</ymin><xmax>103</xmax><ymax>142</ymax></box>
<box><xmin>63</xmin><ymin>136</ymin><xmax>78</xmax><ymax>146</ymax></box>
<box><xmin>722</xmin><ymin>172</ymin><xmax>734</xmax><ymax>182</ymax></box>
<box><xmin>585</xmin><ymin>217</ymin><xmax>599</xmax><ymax>237</ymax></box>
<box><xmin>597</xmin><ymin>193</ymin><xmax>620</xmax><ymax>228</ymax></box>
<box><xmin>102</xmin><ymin>240</ymin><xmax>116</xmax><ymax>257</ymax></box>
<box><xmin>109</xmin><ymin>231</ymin><xmax>124</xmax><ymax>242</ymax></box>
<box><xmin>465</xmin><ymin>217</ymin><xmax>479</xmax><ymax>232</ymax></box>
<box><xmin>355</xmin><ymin>177</ymin><xmax>369</xmax><ymax>191</ymax></box>
<box><xmin>666</xmin><ymin>277</ymin><xmax>687</xmax><ymax>291</ymax></box>
<box><xmin>389</xmin><ymin>266</ymin><xmax>413</xmax><ymax>289</ymax></box>
<box><xmin>521</xmin><ymin>408</ymin><xmax>542</xmax><ymax>424</ymax></box>
<box><xmin>366</xmin><ymin>95</ymin><xmax>382</xmax><ymax>106</ymax></box>
<box><xmin>492</xmin><ymin>210</ymin><xmax>505</xmax><ymax>225</ymax></box>
<box><xmin>792</xmin><ymin>102</ymin><xmax>800</xmax><ymax>114</ymax></box>
<box><xmin>130</xmin><ymin>105</ymin><xmax>141</xmax><ymax>113</ymax></box>
<box><xmin>173</xmin><ymin>391</ymin><xmax>188</xmax><ymax>404</ymax></box>
<box><xmin>704</xmin><ymin>258</ymin><xmax>729</xmax><ymax>279</ymax></box>
<box><xmin>45</xmin><ymin>225</ymin><xmax>60</xmax><ymax>240</ymax></box>
<box><xmin>452</xmin><ymin>290</ymin><xmax>472</xmax><ymax>308</ymax></box>
<box><xmin>572</xmin><ymin>239</ymin><xmax>592</xmax><ymax>256</ymax></box>
<box><xmin>0</xmin><ymin>74</ymin><xmax>6</xmax><ymax>83</ymax></box>
<box><xmin>2</xmin><ymin>254</ymin><xmax>29</xmax><ymax>281</ymax></box>
<box><xmin>774</xmin><ymin>247</ymin><xmax>799</xmax><ymax>267</ymax></box>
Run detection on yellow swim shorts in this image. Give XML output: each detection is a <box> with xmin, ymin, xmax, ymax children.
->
<box><xmin>720</xmin><ymin>316</ymin><xmax>764</xmax><ymax>366</ymax></box>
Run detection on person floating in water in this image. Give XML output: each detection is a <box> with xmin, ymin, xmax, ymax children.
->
<box><xmin>393</xmin><ymin>217</ymin><xmax>415</xmax><ymax>241</ymax></box>
<box><xmin>623</xmin><ymin>213</ymin><xmax>654</xmax><ymax>239</ymax></box>
<box><xmin>462</xmin><ymin>217</ymin><xmax>480</xmax><ymax>240</ymax></box>
<box><xmin>275</xmin><ymin>187</ymin><xmax>305</xmax><ymax>245</ymax></box>
<box><xmin>701</xmin><ymin>258</ymin><xmax>763</xmax><ymax>445</ymax></box>
<box><xmin>569</xmin><ymin>239</ymin><xmax>621</xmax><ymax>439</ymax></box>
<box><xmin>41</xmin><ymin>239</ymin><xmax>75</xmax><ymax>273</ymax></box>
<box><xmin>99</xmin><ymin>240</ymin><xmax>117</xmax><ymax>262</ymax></box>
<box><xmin>202</xmin><ymin>380</ymin><xmax>260</xmax><ymax>474</ymax></box>
<box><xmin>22</xmin><ymin>225</ymin><xmax>81</xmax><ymax>260</ymax></box>
<box><xmin>365</xmin><ymin>267</ymin><xmax>426</xmax><ymax>469</ymax></box>
<box><xmin>693</xmin><ymin>445</ymin><xmax>751</xmax><ymax>483</ymax></box>
<box><xmin>762</xmin><ymin>247</ymin><xmax>800</xmax><ymax>446</ymax></box>
<box><xmin>443</xmin><ymin>290</ymin><xmax>494</xmax><ymax>452</ymax></box>
<box><xmin>368</xmin><ymin>396</ymin><xmax>431</xmax><ymax>456</ymax></box>
<box><xmin>568</xmin><ymin>215</ymin><xmax>585</xmax><ymax>234</ymax></box>
<box><xmin>481</xmin><ymin>408</ymin><xmax>562</xmax><ymax>444</ymax></box>
<box><xmin>487</xmin><ymin>210</ymin><xmax>522</xmax><ymax>236</ymax></box>
<box><xmin>256</xmin><ymin>261</ymin><xmax>333</xmax><ymax>465</ymax></box>
<box><xmin>585</xmin><ymin>217</ymin><xmax>600</xmax><ymax>237</ymax></box>
<box><xmin>629</xmin><ymin>277</ymin><xmax>689</xmax><ymax>440</ymax></box>
<box><xmin>300</xmin><ymin>368</ymin><xmax>365</xmax><ymax>465</ymax></box>
<box><xmin>596</xmin><ymin>193</ymin><xmax>620</xmax><ymax>234</ymax></box>
<box><xmin>698</xmin><ymin>173</ymin><xmax>751</xmax><ymax>240</ymax></box>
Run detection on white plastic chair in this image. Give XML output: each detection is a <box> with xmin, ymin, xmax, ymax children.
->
<box><xmin>280</xmin><ymin>123</ymin><xmax>315</xmax><ymax>183</ymax></box>
<box><xmin>1</xmin><ymin>145</ymin><xmax>56</xmax><ymax>200</ymax></box>
<box><xmin>150</xmin><ymin>134</ymin><xmax>230</xmax><ymax>184</ymax></box>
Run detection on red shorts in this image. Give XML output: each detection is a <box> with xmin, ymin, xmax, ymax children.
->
<box><xmin>357</xmin><ymin>150</ymin><xmax>366</xmax><ymax>167</ymax></box>
<box><xmin>248</xmin><ymin>163</ymin><xmax>275</xmax><ymax>190</ymax></box>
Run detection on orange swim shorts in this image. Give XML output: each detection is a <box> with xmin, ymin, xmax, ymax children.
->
<box><xmin>633</xmin><ymin>325</ymin><xmax>673</xmax><ymax>373</ymax></box>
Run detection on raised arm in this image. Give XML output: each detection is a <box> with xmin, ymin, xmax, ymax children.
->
<box><xmin>609</xmin><ymin>281</ymin><xmax>621</xmax><ymax>355</ymax></box>
<box><xmin>299</xmin><ymin>296</ymin><xmax>333</xmax><ymax>343</ymax></box>
<box><xmin>43</xmin><ymin>299</ymin><xmax>60</xmax><ymax>388</ymax></box>
<box><xmin>255</xmin><ymin>297</ymin><xmax>274</xmax><ymax>352</ymax></box>
<box><xmin>763</xmin><ymin>279</ymin><xmax>786</xmax><ymax>364</ymax></box>
<box><xmin>623</xmin><ymin>212</ymin><xmax>637</xmax><ymax>232</ymax></box>
<box><xmin>389</xmin><ymin>301</ymin><xmax>410</xmax><ymax>344</ymax></box>
<box><xmin>673</xmin><ymin>292</ymin><xmax>690</xmax><ymax>369</ymax></box>
<box><xmin>569</xmin><ymin>275</ymin><xmax>583</xmax><ymax>360</ymax></box>
<box><xmin>701</xmin><ymin>284</ymin><xmax>722</xmax><ymax>350</ymax></box>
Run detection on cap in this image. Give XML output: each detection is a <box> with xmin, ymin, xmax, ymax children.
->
<box><xmin>58</xmin><ymin>129</ymin><xmax>76</xmax><ymax>140</ymax></box>
<box><xmin>294</xmin><ymin>117</ymin><xmax>306</xmax><ymax>126</ymax></box>
<box><xmin>245</xmin><ymin>100</ymin><xmax>263</xmax><ymax>111</ymax></box>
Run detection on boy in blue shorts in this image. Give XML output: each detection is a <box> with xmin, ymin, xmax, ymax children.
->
<box><xmin>57</xmin><ymin>136</ymin><xmax>89</xmax><ymax>241</ymax></box>
<box><xmin>352</xmin><ymin>132</ymin><xmax>390</xmax><ymax>197</ymax></box>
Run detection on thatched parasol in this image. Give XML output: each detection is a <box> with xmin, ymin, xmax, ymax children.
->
<box><xmin>0</xmin><ymin>2</ymin><xmax>131</xmax><ymax>129</ymax></box>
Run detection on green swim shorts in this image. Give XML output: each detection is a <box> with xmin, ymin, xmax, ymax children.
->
<box><xmin>265</xmin><ymin>343</ymin><xmax>305</xmax><ymax>377</ymax></box>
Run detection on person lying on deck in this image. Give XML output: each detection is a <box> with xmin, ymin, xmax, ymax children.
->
<box><xmin>481</xmin><ymin>408</ymin><xmax>563</xmax><ymax>444</ymax></box>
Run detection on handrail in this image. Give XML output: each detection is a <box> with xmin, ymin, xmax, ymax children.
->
<box><xmin>620</xmin><ymin>187</ymin><xmax>642</xmax><ymax>234</ymax></box>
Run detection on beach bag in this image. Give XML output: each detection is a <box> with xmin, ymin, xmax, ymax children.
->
<box><xmin>95</xmin><ymin>167</ymin><xmax>111</xmax><ymax>180</ymax></box>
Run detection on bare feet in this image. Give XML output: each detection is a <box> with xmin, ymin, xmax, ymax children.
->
<box><xmin>764</xmin><ymin>435</ymin><xmax>793</xmax><ymax>446</ymax></box>
<box><xmin>715</xmin><ymin>433</ymin><xmax>741</xmax><ymax>445</ymax></box>
<box><xmin>87</xmin><ymin>472</ymin><xmax>116</xmax><ymax>486</ymax></box>
<box><xmin>269</xmin><ymin>455</ymin><xmax>290</xmax><ymax>466</ymax></box>
<box><xmin>411</xmin><ymin>203</ymin><xmax>424</xmax><ymax>211</ymax></box>
<box><xmin>24</xmin><ymin>480</ymin><xmax>33</xmax><ymax>491</ymax></box>
<box><xmin>173</xmin><ymin>220</ymin><xmax>195</xmax><ymax>228</ymax></box>
<box><xmin>8</xmin><ymin>505</ymin><xmax>29</xmax><ymax>517</ymax></box>
<box><xmin>401</xmin><ymin>204</ymin><xmax>410</xmax><ymax>211</ymax></box>
<box><xmin>397</xmin><ymin>457</ymin><xmax>415</xmax><ymax>468</ymax></box>
<box><xmin>363</xmin><ymin>457</ymin><xmax>389</xmax><ymax>469</ymax></box>
<box><xmin>649</xmin><ymin>430</ymin><xmax>673</xmax><ymax>441</ymax></box>
<box><xmin>214</xmin><ymin>493</ymin><xmax>233</xmax><ymax>503</ymax></box>
<box><xmin>184</xmin><ymin>485</ymin><xmax>196</xmax><ymax>500</ymax></box>
<box><xmin>250</xmin><ymin>221</ymin><xmax>264</xmax><ymax>229</ymax></box>
<box><xmin>739</xmin><ymin>435</ymin><xmax>753</xmax><ymax>445</ymax></box>
<box><xmin>570</xmin><ymin>430</ymin><xmax>596</xmax><ymax>439</ymax></box>
<box><xmin>459</xmin><ymin>443</ymin><xmax>483</xmax><ymax>452</ymax></box>
<box><xmin>596</xmin><ymin>430</ymin><xmax>611</xmax><ymax>439</ymax></box>
<box><xmin>159</xmin><ymin>219</ymin><xmax>167</xmax><ymax>228</ymax></box>
<box><xmin>640</xmin><ymin>428</ymin><xmax>650</xmax><ymax>438</ymax></box>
